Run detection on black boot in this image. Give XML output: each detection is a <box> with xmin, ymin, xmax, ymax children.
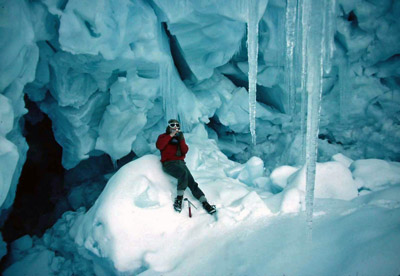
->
<box><xmin>202</xmin><ymin>201</ymin><xmax>216</xmax><ymax>215</ymax></box>
<box><xmin>173</xmin><ymin>196</ymin><xmax>183</xmax><ymax>212</ymax></box>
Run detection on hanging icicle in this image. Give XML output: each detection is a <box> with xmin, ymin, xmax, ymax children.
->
<box><xmin>158</xmin><ymin>17</ymin><xmax>179</xmax><ymax>125</ymax></box>
<box><xmin>285</xmin><ymin>0</ymin><xmax>298</xmax><ymax>116</ymax></box>
<box><xmin>247</xmin><ymin>0</ymin><xmax>260</xmax><ymax>146</ymax></box>
<box><xmin>160</xmin><ymin>62</ymin><xmax>178</xmax><ymax>123</ymax></box>
<box><xmin>323</xmin><ymin>0</ymin><xmax>337</xmax><ymax>74</ymax></box>
<box><xmin>299</xmin><ymin>0</ymin><xmax>311</xmax><ymax>165</ymax></box>
<box><xmin>304</xmin><ymin>0</ymin><xmax>333</xmax><ymax>240</ymax></box>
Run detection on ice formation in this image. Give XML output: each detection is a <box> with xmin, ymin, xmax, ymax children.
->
<box><xmin>284</xmin><ymin>0</ymin><xmax>297</xmax><ymax>116</ymax></box>
<box><xmin>0</xmin><ymin>0</ymin><xmax>400</xmax><ymax>274</ymax></box>
<box><xmin>247</xmin><ymin>0</ymin><xmax>262</xmax><ymax>145</ymax></box>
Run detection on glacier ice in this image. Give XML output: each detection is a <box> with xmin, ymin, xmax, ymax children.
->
<box><xmin>0</xmin><ymin>1</ymin><xmax>400</xmax><ymax>273</ymax></box>
<box><xmin>4</xmin><ymin>0</ymin><xmax>396</xmax><ymax>179</ymax></box>
<box><xmin>95</xmin><ymin>75</ymin><xmax>155</xmax><ymax>162</ymax></box>
<box><xmin>59</xmin><ymin>0</ymin><xmax>161</xmax><ymax>61</ymax></box>
<box><xmin>0</xmin><ymin>0</ymin><xmax>36</xmax><ymax>216</ymax></box>
<box><xmin>0</xmin><ymin>135</ymin><xmax>19</xmax><ymax>209</ymax></box>
<box><xmin>338</xmin><ymin>56</ymin><xmax>351</xmax><ymax>123</ymax></box>
<box><xmin>153</xmin><ymin>0</ymin><xmax>248</xmax><ymax>81</ymax></box>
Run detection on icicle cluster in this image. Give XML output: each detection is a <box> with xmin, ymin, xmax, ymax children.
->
<box><xmin>286</xmin><ymin>0</ymin><xmax>336</xmax><ymax>238</ymax></box>
<box><xmin>291</xmin><ymin>0</ymin><xmax>336</xmax><ymax>165</ymax></box>
<box><xmin>247</xmin><ymin>0</ymin><xmax>260</xmax><ymax>146</ymax></box>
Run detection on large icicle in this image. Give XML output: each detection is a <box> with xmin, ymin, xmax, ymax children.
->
<box><xmin>247</xmin><ymin>0</ymin><xmax>260</xmax><ymax>145</ymax></box>
<box><xmin>159</xmin><ymin>62</ymin><xmax>178</xmax><ymax>123</ymax></box>
<box><xmin>158</xmin><ymin>18</ymin><xmax>179</xmax><ymax>124</ymax></box>
<box><xmin>323</xmin><ymin>0</ymin><xmax>337</xmax><ymax>74</ymax></box>
<box><xmin>304</xmin><ymin>0</ymin><xmax>332</xmax><ymax>239</ymax></box>
<box><xmin>299</xmin><ymin>0</ymin><xmax>311</xmax><ymax>164</ymax></box>
<box><xmin>285</xmin><ymin>0</ymin><xmax>297</xmax><ymax>116</ymax></box>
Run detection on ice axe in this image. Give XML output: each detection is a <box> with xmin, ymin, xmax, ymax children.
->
<box><xmin>184</xmin><ymin>198</ymin><xmax>197</xmax><ymax>218</ymax></box>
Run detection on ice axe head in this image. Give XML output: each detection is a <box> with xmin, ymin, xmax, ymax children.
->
<box><xmin>183</xmin><ymin>198</ymin><xmax>197</xmax><ymax>209</ymax></box>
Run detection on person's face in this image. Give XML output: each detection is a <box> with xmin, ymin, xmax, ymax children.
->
<box><xmin>168</xmin><ymin>121</ymin><xmax>180</xmax><ymax>131</ymax></box>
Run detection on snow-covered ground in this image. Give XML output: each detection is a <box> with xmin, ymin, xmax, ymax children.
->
<box><xmin>3</xmin><ymin>127</ymin><xmax>400</xmax><ymax>275</ymax></box>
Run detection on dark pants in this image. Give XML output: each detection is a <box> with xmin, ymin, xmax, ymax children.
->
<box><xmin>162</xmin><ymin>160</ymin><xmax>206</xmax><ymax>201</ymax></box>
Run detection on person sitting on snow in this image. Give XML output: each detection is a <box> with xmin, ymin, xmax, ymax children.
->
<box><xmin>156</xmin><ymin>119</ymin><xmax>216</xmax><ymax>215</ymax></box>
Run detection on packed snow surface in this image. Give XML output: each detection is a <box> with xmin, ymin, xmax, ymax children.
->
<box><xmin>1</xmin><ymin>0</ymin><xmax>400</xmax><ymax>222</ymax></box>
<box><xmin>4</xmin><ymin>129</ymin><xmax>400</xmax><ymax>275</ymax></box>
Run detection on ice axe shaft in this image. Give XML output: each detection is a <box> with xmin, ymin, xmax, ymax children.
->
<box><xmin>184</xmin><ymin>198</ymin><xmax>197</xmax><ymax>218</ymax></box>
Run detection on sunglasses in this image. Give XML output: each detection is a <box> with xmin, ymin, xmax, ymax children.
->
<box><xmin>169</xmin><ymin>123</ymin><xmax>180</xmax><ymax>128</ymax></box>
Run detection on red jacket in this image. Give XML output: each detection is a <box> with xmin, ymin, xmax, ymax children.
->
<box><xmin>156</xmin><ymin>133</ymin><xmax>189</xmax><ymax>163</ymax></box>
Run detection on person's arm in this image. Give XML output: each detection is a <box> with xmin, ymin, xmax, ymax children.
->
<box><xmin>156</xmin><ymin>134</ymin><xmax>172</xmax><ymax>150</ymax></box>
<box><xmin>178</xmin><ymin>132</ymin><xmax>189</xmax><ymax>154</ymax></box>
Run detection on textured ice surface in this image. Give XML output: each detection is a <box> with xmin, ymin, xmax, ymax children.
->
<box><xmin>2</xmin><ymin>0</ymin><xmax>397</xmax><ymax>176</ymax></box>
<box><xmin>152</xmin><ymin>0</ymin><xmax>268</xmax><ymax>81</ymax></box>
<box><xmin>0</xmin><ymin>0</ymin><xmax>34</xmax><ymax>215</ymax></box>
<box><xmin>59</xmin><ymin>0</ymin><xmax>161</xmax><ymax>61</ymax></box>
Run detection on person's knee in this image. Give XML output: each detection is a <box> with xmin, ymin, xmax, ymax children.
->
<box><xmin>173</xmin><ymin>169</ymin><xmax>187</xmax><ymax>180</ymax></box>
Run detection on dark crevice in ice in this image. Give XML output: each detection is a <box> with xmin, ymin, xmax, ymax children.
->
<box><xmin>162</xmin><ymin>22</ymin><xmax>195</xmax><ymax>82</ymax></box>
<box><xmin>318</xmin><ymin>133</ymin><xmax>343</xmax><ymax>146</ymax></box>
<box><xmin>0</xmin><ymin>96</ymin><xmax>118</xmax><ymax>250</ymax></box>
<box><xmin>0</xmin><ymin>97</ymin><xmax>67</xmax><ymax>243</ymax></box>
<box><xmin>347</xmin><ymin>11</ymin><xmax>358</xmax><ymax>27</ymax></box>
<box><xmin>45</xmin><ymin>40</ymin><xmax>57</xmax><ymax>53</ymax></box>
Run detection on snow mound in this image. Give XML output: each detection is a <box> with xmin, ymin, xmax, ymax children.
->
<box><xmin>237</xmin><ymin>156</ymin><xmax>265</xmax><ymax>186</ymax></box>
<box><xmin>270</xmin><ymin>165</ymin><xmax>299</xmax><ymax>190</ymax></box>
<box><xmin>265</xmin><ymin>161</ymin><xmax>359</xmax><ymax>214</ymax></box>
<box><xmin>70</xmin><ymin>151</ymin><xmax>271</xmax><ymax>274</ymax></box>
<box><xmin>351</xmin><ymin>159</ymin><xmax>400</xmax><ymax>191</ymax></box>
<box><xmin>288</xmin><ymin>161</ymin><xmax>359</xmax><ymax>200</ymax></box>
<box><xmin>332</xmin><ymin>153</ymin><xmax>354</xmax><ymax>168</ymax></box>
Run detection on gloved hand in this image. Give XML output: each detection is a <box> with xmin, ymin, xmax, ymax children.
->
<box><xmin>176</xmin><ymin>131</ymin><xmax>184</xmax><ymax>141</ymax></box>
